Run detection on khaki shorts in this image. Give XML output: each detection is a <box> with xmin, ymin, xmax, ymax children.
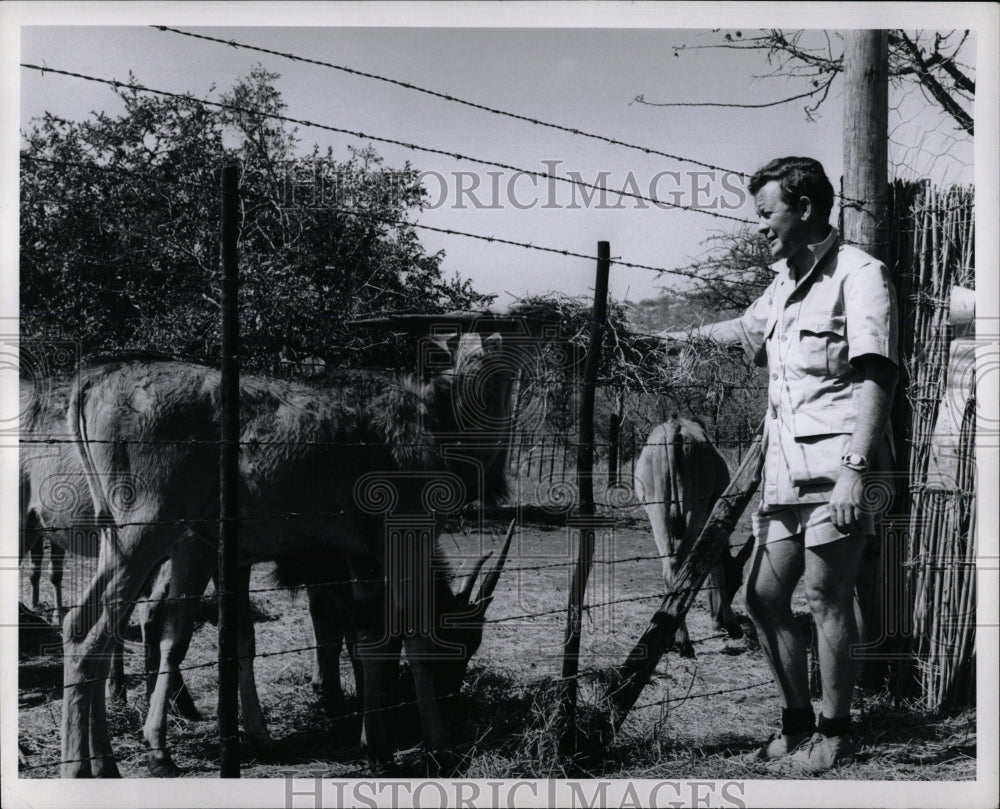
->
<box><xmin>752</xmin><ymin>501</ymin><xmax>876</xmax><ymax>548</ymax></box>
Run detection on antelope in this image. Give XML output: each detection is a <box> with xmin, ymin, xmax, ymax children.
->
<box><xmin>634</xmin><ymin>417</ymin><xmax>751</xmax><ymax>657</ymax></box>
<box><xmin>61</xmin><ymin>311</ymin><xmax>544</xmax><ymax>777</ymax></box>
<box><xmin>20</xmin><ymin>378</ymin><xmax>84</xmax><ymax>617</ymax></box>
<box><xmin>20</xmin><ymin>377</ymin><xmax>199</xmax><ymax>711</ymax></box>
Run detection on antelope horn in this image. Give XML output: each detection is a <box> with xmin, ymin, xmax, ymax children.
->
<box><xmin>475</xmin><ymin>519</ymin><xmax>516</xmax><ymax>604</ymax></box>
<box><xmin>456</xmin><ymin>551</ymin><xmax>493</xmax><ymax>605</ymax></box>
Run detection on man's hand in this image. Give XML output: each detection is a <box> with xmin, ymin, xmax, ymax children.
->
<box><xmin>828</xmin><ymin>467</ymin><xmax>866</xmax><ymax>534</ymax></box>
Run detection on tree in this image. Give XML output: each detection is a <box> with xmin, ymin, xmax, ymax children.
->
<box><xmin>638</xmin><ymin>30</ymin><xmax>974</xmax><ymax>136</ymax></box>
<box><xmin>20</xmin><ymin>66</ymin><xmax>493</xmax><ymax>373</ymax></box>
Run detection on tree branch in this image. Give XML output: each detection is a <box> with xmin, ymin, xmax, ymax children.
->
<box><xmin>635</xmin><ymin>83</ymin><xmax>831</xmax><ymax>110</ymax></box>
<box><xmin>897</xmin><ymin>32</ymin><xmax>974</xmax><ymax>135</ymax></box>
<box><xmin>660</xmin><ymin>29</ymin><xmax>974</xmax><ymax>140</ymax></box>
<box><xmin>927</xmin><ymin>53</ymin><xmax>976</xmax><ymax>95</ymax></box>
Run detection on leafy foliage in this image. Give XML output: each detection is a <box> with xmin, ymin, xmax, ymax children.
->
<box><xmin>20</xmin><ymin>66</ymin><xmax>493</xmax><ymax>372</ymax></box>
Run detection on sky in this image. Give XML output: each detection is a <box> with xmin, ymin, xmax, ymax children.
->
<box><xmin>1</xmin><ymin>6</ymin><xmax>999</xmax><ymax>809</ymax></box>
<box><xmin>11</xmin><ymin>10</ymin><xmax>979</xmax><ymax>307</ymax></box>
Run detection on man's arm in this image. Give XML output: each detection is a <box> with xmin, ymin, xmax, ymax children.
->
<box><xmin>657</xmin><ymin>316</ymin><xmax>746</xmax><ymax>345</ymax></box>
<box><xmin>828</xmin><ymin>355</ymin><xmax>899</xmax><ymax>533</ymax></box>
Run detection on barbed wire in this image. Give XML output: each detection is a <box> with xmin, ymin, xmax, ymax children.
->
<box><xmin>22</xmin><ymin>153</ymin><xmax>700</xmax><ymax>280</ymax></box>
<box><xmin>152</xmin><ymin>26</ymin><xmax>748</xmax><ymax>180</ymax></box>
<box><xmin>20</xmin><ymin>527</ymin><xmax>754</xmax><ymax>617</ymax></box>
<box><xmin>147</xmin><ymin>27</ymin><xmax>875</xmax><ymax>209</ymax></box>
<box><xmin>632</xmin><ymin>678</ymin><xmax>771</xmax><ymax>712</ymax></box>
<box><xmin>19</xmin><ymin>486</ymin><xmax>758</xmax><ymax>541</ymax></box>
<box><xmin>20</xmin><ymin>433</ymin><xmax>763</xmax><ymax>450</ymax></box>
<box><xmin>20</xmin><ymin>612</ymin><xmax>748</xmax><ymax>769</ymax></box>
<box><xmin>329</xmin><ymin>206</ymin><xmax>708</xmax><ymax>280</ymax></box>
<box><xmin>22</xmin><ymin>64</ymin><xmax>755</xmax><ymax>226</ymax></box>
<box><xmin>22</xmin><ymin>651</ymin><xmax>760</xmax><ymax>773</ymax></box>
<box><xmin>26</xmin><ymin>578</ymin><xmax>740</xmax><ymax>700</ymax></box>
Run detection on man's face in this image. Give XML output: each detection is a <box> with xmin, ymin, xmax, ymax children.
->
<box><xmin>754</xmin><ymin>180</ymin><xmax>810</xmax><ymax>261</ymax></box>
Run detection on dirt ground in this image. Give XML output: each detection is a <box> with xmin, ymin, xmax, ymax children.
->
<box><xmin>17</xmin><ymin>515</ymin><xmax>976</xmax><ymax>781</ymax></box>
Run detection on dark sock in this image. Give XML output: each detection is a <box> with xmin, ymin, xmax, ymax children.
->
<box><xmin>817</xmin><ymin>714</ymin><xmax>852</xmax><ymax>738</ymax></box>
<box><xmin>781</xmin><ymin>706</ymin><xmax>816</xmax><ymax>736</ymax></box>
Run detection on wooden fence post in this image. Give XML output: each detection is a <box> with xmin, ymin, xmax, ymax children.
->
<box><xmin>601</xmin><ymin>422</ymin><xmax>764</xmax><ymax>731</ymax></box>
<box><xmin>560</xmin><ymin>241</ymin><xmax>611</xmax><ymax>748</ymax></box>
<box><xmin>218</xmin><ymin>163</ymin><xmax>241</xmax><ymax>778</ymax></box>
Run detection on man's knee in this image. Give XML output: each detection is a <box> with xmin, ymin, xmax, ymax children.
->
<box><xmin>803</xmin><ymin>578</ymin><xmax>852</xmax><ymax>619</ymax></box>
<box><xmin>744</xmin><ymin>574</ymin><xmax>783</xmax><ymax>622</ymax></box>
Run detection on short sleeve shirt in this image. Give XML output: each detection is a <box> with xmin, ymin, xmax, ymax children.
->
<box><xmin>736</xmin><ymin>228</ymin><xmax>899</xmax><ymax>505</ymax></box>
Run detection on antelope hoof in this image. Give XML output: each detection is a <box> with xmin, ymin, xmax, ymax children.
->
<box><xmin>147</xmin><ymin>751</ymin><xmax>181</xmax><ymax>778</ymax></box>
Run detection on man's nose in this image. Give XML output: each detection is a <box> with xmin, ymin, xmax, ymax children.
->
<box><xmin>757</xmin><ymin>219</ymin><xmax>769</xmax><ymax>235</ymax></box>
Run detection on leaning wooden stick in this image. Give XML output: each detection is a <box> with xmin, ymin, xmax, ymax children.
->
<box><xmin>601</xmin><ymin>420</ymin><xmax>764</xmax><ymax>731</ymax></box>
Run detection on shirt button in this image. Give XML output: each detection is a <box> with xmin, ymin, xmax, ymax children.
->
<box><xmin>771</xmin><ymin>372</ymin><xmax>778</xmax><ymax>380</ymax></box>
<box><xmin>770</xmin><ymin>409</ymin><xmax>778</xmax><ymax>419</ymax></box>
<box><xmin>781</xmin><ymin>335</ymin><xmax>789</xmax><ymax>342</ymax></box>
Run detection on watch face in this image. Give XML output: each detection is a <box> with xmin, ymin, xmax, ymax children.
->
<box><xmin>842</xmin><ymin>454</ymin><xmax>867</xmax><ymax>470</ymax></box>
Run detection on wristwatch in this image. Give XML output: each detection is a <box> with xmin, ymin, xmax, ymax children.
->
<box><xmin>841</xmin><ymin>452</ymin><xmax>870</xmax><ymax>473</ymax></box>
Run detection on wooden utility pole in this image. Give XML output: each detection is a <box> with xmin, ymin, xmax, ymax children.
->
<box><xmin>842</xmin><ymin>30</ymin><xmax>889</xmax><ymax>259</ymax></box>
<box><xmin>842</xmin><ymin>30</ymin><xmax>890</xmax><ymax>687</ymax></box>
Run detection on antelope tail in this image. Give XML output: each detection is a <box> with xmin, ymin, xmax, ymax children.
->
<box><xmin>68</xmin><ymin>371</ymin><xmax>118</xmax><ymax>548</ymax></box>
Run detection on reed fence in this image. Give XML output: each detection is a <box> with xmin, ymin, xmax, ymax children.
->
<box><xmin>888</xmin><ymin>181</ymin><xmax>976</xmax><ymax>711</ymax></box>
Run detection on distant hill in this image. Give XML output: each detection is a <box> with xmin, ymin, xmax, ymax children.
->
<box><xmin>626</xmin><ymin>292</ymin><xmax>731</xmax><ymax>333</ymax></box>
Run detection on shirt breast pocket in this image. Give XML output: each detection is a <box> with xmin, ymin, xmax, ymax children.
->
<box><xmin>797</xmin><ymin>312</ymin><xmax>848</xmax><ymax>376</ymax></box>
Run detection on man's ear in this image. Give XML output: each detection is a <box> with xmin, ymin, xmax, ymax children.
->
<box><xmin>798</xmin><ymin>195</ymin><xmax>814</xmax><ymax>221</ymax></box>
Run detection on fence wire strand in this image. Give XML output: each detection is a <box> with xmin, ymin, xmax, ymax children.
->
<box><xmin>22</xmin><ymin>63</ymin><xmax>755</xmax><ymax>226</ymax></box>
<box><xmin>152</xmin><ymin>26</ymin><xmax>748</xmax><ymax>179</ymax></box>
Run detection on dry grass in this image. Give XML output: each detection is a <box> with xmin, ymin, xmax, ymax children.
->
<box><xmin>18</xmin><ymin>519</ymin><xmax>976</xmax><ymax>781</ymax></box>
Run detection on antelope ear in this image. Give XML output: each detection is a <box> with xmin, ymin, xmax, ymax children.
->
<box><xmin>428</xmin><ymin>332</ymin><xmax>460</xmax><ymax>358</ymax></box>
<box><xmin>423</xmin><ymin>332</ymin><xmax>462</xmax><ymax>375</ymax></box>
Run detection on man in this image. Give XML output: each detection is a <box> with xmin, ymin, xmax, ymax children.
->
<box><xmin>660</xmin><ymin>156</ymin><xmax>898</xmax><ymax>774</ymax></box>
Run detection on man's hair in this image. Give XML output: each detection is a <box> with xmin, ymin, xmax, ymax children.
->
<box><xmin>748</xmin><ymin>157</ymin><xmax>835</xmax><ymax>223</ymax></box>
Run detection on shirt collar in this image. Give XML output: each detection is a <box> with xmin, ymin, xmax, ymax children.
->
<box><xmin>786</xmin><ymin>226</ymin><xmax>838</xmax><ymax>282</ymax></box>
